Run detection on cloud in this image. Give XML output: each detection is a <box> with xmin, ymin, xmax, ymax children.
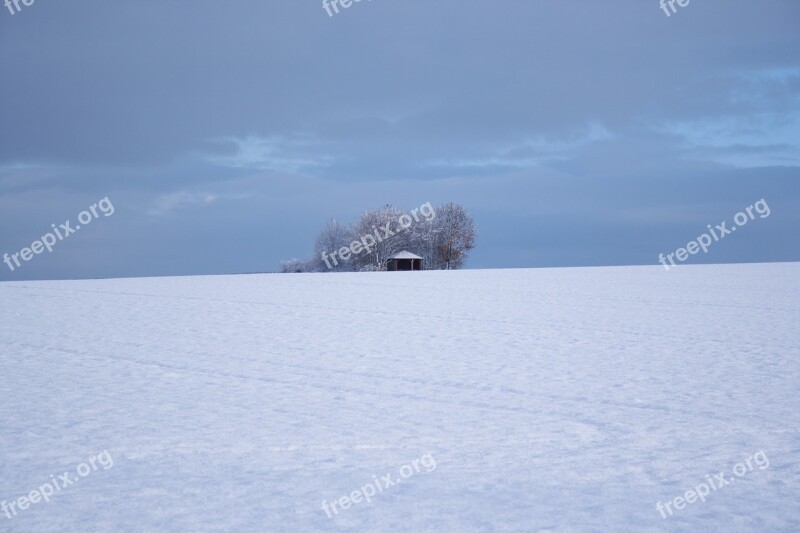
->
<box><xmin>147</xmin><ymin>191</ymin><xmax>220</xmax><ymax>216</ymax></box>
<box><xmin>656</xmin><ymin>112</ymin><xmax>800</xmax><ymax>167</ymax></box>
<box><xmin>422</xmin><ymin>123</ymin><xmax>614</xmax><ymax>170</ymax></box>
<box><xmin>204</xmin><ymin>135</ymin><xmax>335</xmax><ymax>173</ymax></box>
<box><xmin>1</xmin><ymin>1</ymin><xmax>799</xmax><ymax>279</ymax></box>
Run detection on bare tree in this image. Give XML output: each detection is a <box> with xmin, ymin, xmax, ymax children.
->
<box><xmin>282</xmin><ymin>202</ymin><xmax>476</xmax><ymax>273</ymax></box>
<box><xmin>350</xmin><ymin>205</ymin><xmax>410</xmax><ymax>271</ymax></box>
<box><xmin>312</xmin><ymin>218</ymin><xmax>353</xmax><ymax>271</ymax></box>
<box><xmin>432</xmin><ymin>202</ymin><xmax>476</xmax><ymax>270</ymax></box>
<box><xmin>408</xmin><ymin>214</ymin><xmax>440</xmax><ymax>270</ymax></box>
<box><xmin>280</xmin><ymin>258</ymin><xmax>311</xmax><ymax>273</ymax></box>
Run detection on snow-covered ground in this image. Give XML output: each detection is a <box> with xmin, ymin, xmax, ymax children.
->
<box><xmin>1</xmin><ymin>263</ymin><xmax>799</xmax><ymax>532</ymax></box>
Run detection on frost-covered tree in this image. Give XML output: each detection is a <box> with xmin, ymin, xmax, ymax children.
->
<box><xmin>350</xmin><ymin>205</ymin><xmax>411</xmax><ymax>271</ymax></box>
<box><xmin>430</xmin><ymin>202</ymin><xmax>476</xmax><ymax>270</ymax></box>
<box><xmin>408</xmin><ymin>213</ymin><xmax>440</xmax><ymax>270</ymax></box>
<box><xmin>281</xmin><ymin>202</ymin><xmax>476</xmax><ymax>272</ymax></box>
<box><xmin>279</xmin><ymin>258</ymin><xmax>312</xmax><ymax>273</ymax></box>
<box><xmin>311</xmin><ymin>218</ymin><xmax>353</xmax><ymax>272</ymax></box>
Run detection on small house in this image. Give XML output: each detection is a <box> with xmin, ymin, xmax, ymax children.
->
<box><xmin>386</xmin><ymin>251</ymin><xmax>423</xmax><ymax>271</ymax></box>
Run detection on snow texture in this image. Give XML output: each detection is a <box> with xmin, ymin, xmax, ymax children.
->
<box><xmin>1</xmin><ymin>263</ymin><xmax>799</xmax><ymax>532</ymax></box>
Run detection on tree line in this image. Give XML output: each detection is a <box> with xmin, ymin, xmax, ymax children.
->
<box><xmin>281</xmin><ymin>202</ymin><xmax>476</xmax><ymax>272</ymax></box>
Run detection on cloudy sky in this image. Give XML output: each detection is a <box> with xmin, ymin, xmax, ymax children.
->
<box><xmin>1</xmin><ymin>0</ymin><xmax>798</xmax><ymax>280</ymax></box>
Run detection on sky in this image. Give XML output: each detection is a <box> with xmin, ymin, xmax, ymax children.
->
<box><xmin>1</xmin><ymin>0</ymin><xmax>798</xmax><ymax>280</ymax></box>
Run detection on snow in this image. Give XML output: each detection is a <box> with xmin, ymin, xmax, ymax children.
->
<box><xmin>1</xmin><ymin>263</ymin><xmax>799</xmax><ymax>532</ymax></box>
<box><xmin>387</xmin><ymin>251</ymin><xmax>424</xmax><ymax>260</ymax></box>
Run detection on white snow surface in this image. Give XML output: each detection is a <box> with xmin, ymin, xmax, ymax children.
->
<box><xmin>1</xmin><ymin>263</ymin><xmax>799</xmax><ymax>532</ymax></box>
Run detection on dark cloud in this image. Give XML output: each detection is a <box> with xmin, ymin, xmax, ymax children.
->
<box><xmin>0</xmin><ymin>0</ymin><xmax>798</xmax><ymax>279</ymax></box>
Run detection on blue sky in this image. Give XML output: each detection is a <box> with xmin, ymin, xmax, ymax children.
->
<box><xmin>1</xmin><ymin>0</ymin><xmax>798</xmax><ymax>280</ymax></box>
